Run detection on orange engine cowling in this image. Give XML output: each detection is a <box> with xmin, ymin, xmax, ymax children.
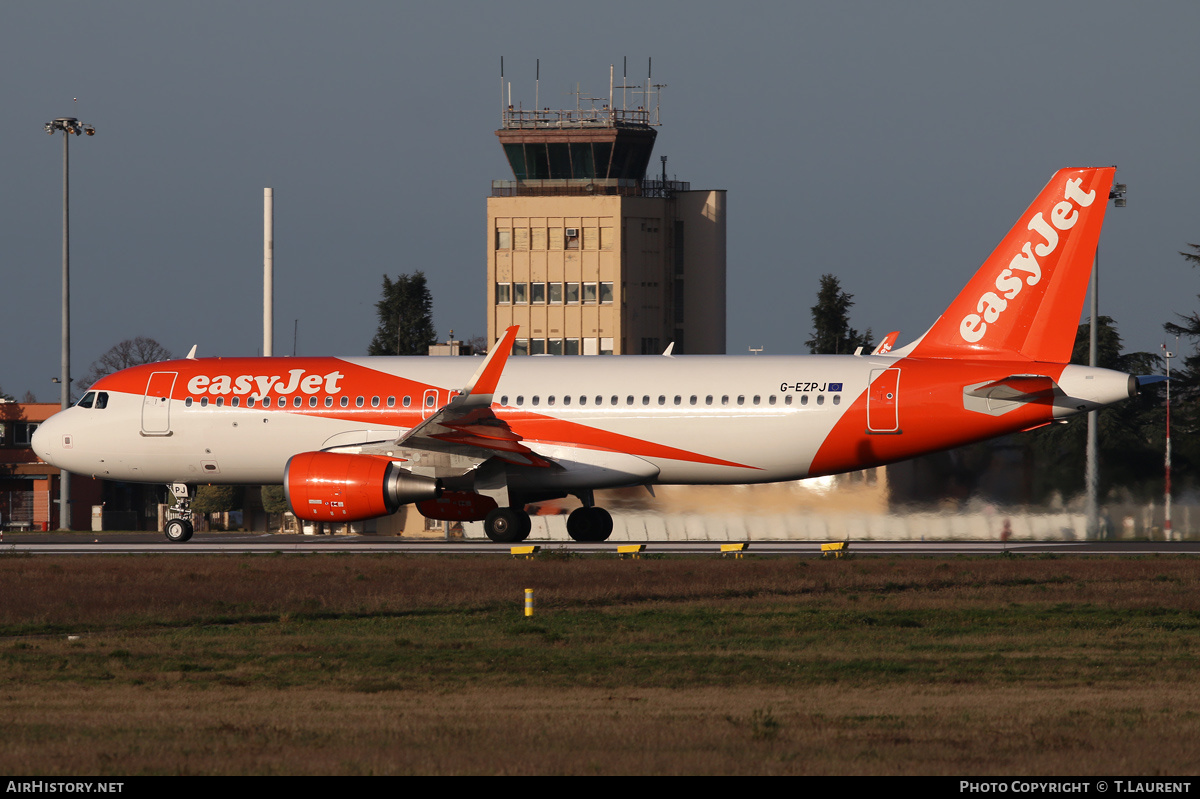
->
<box><xmin>284</xmin><ymin>451</ymin><xmax>441</xmax><ymax>523</ymax></box>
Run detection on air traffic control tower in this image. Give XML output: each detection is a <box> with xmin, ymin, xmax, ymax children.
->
<box><xmin>487</xmin><ymin>68</ymin><xmax>726</xmax><ymax>355</ymax></box>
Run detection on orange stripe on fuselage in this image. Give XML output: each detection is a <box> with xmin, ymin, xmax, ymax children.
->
<box><xmin>807</xmin><ymin>357</ymin><xmax>1066</xmax><ymax>477</ymax></box>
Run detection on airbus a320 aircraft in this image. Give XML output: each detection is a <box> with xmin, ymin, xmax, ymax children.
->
<box><xmin>34</xmin><ymin>167</ymin><xmax>1140</xmax><ymax>544</ymax></box>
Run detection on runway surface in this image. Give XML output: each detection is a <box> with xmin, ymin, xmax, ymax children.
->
<box><xmin>2</xmin><ymin>532</ymin><xmax>1197</xmax><ymax>556</ymax></box>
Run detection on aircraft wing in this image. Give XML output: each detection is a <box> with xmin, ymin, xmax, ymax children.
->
<box><xmin>324</xmin><ymin>326</ymin><xmax>553</xmax><ymax>474</ymax></box>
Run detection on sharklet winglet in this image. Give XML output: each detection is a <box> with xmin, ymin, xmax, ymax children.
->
<box><xmin>458</xmin><ymin>325</ymin><xmax>518</xmax><ymax>407</ymax></box>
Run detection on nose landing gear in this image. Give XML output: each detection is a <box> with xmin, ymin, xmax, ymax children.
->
<box><xmin>164</xmin><ymin>483</ymin><xmax>194</xmax><ymax>543</ymax></box>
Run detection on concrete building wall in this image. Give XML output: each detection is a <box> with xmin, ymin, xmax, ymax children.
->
<box><xmin>486</xmin><ymin>191</ymin><xmax>725</xmax><ymax>355</ymax></box>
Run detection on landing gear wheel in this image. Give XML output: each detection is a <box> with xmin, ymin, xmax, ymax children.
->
<box><xmin>164</xmin><ymin>518</ymin><xmax>193</xmax><ymax>543</ymax></box>
<box><xmin>484</xmin><ymin>507</ymin><xmax>531</xmax><ymax>543</ymax></box>
<box><xmin>567</xmin><ymin>507</ymin><xmax>613</xmax><ymax>542</ymax></box>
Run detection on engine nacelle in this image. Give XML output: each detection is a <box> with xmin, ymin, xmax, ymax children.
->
<box><xmin>284</xmin><ymin>451</ymin><xmax>441</xmax><ymax>523</ymax></box>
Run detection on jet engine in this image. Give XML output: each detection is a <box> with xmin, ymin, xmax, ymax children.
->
<box><xmin>284</xmin><ymin>451</ymin><xmax>441</xmax><ymax>523</ymax></box>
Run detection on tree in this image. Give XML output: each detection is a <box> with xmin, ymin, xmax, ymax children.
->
<box><xmin>806</xmin><ymin>274</ymin><xmax>871</xmax><ymax>354</ymax></box>
<box><xmin>190</xmin><ymin>485</ymin><xmax>242</xmax><ymax>531</ymax></box>
<box><xmin>368</xmin><ymin>272</ymin><xmax>437</xmax><ymax>356</ymax></box>
<box><xmin>1162</xmin><ymin>243</ymin><xmax>1200</xmax><ymax>494</ymax></box>
<box><xmin>1164</xmin><ymin>244</ymin><xmax>1200</xmax><ymax>389</ymax></box>
<box><xmin>78</xmin><ymin>337</ymin><xmax>173</xmax><ymax>390</ymax></box>
<box><xmin>260</xmin><ymin>485</ymin><xmax>288</xmax><ymax>514</ymax></box>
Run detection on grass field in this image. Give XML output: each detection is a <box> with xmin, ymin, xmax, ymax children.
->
<box><xmin>2</xmin><ymin>552</ymin><xmax>1199</xmax><ymax>775</ymax></box>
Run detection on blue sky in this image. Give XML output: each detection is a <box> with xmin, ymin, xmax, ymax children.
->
<box><xmin>3</xmin><ymin>1</ymin><xmax>1197</xmax><ymax>399</ymax></box>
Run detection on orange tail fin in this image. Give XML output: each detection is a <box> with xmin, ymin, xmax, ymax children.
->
<box><xmin>910</xmin><ymin>167</ymin><xmax>1115</xmax><ymax>363</ymax></box>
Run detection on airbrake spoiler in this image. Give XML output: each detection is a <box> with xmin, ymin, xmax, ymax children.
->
<box><xmin>908</xmin><ymin>167</ymin><xmax>1116</xmax><ymax>363</ymax></box>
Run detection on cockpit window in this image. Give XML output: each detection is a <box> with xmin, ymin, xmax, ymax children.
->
<box><xmin>77</xmin><ymin>392</ymin><xmax>95</xmax><ymax>409</ymax></box>
<box><xmin>94</xmin><ymin>392</ymin><xmax>109</xmax><ymax>409</ymax></box>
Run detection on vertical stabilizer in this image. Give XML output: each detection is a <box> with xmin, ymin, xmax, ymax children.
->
<box><xmin>910</xmin><ymin>167</ymin><xmax>1115</xmax><ymax>363</ymax></box>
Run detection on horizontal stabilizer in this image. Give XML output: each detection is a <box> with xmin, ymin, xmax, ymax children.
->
<box><xmin>963</xmin><ymin>374</ymin><xmax>1058</xmax><ymax>417</ymax></box>
<box><xmin>965</xmin><ymin>374</ymin><xmax>1058</xmax><ymax>399</ymax></box>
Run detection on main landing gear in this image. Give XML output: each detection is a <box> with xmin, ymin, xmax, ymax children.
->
<box><xmin>483</xmin><ymin>506</ymin><xmax>532</xmax><ymax>544</ymax></box>
<box><xmin>479</xmin><ymin>489</ymin><xmax>614</xmax><ymax>544</ymax></box>
<box><xmin>566</xmin><ymin>506</ymin><xmax>613</xmax><ymax>542</ymax></box>
<box><xmin>164</xmin><ymin>483</ymin><xmax>194</xmax><ymax>543</ymax></box>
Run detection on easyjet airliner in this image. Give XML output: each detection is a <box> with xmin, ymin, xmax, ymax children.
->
<box><xmin>33</xmin><ymin>167</ymin><xmax>1140</xmax><ymax>543</ymax></box>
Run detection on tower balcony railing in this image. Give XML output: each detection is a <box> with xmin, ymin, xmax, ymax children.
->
<box><xmin>491</xmin><ymin>178</ymin><xmax>690</xmax><ymax>198</ymax></box>
<box><xmin>502</xmin><ymin>107</ymin><xmax>656</xmax><ymax>129</ymax></box>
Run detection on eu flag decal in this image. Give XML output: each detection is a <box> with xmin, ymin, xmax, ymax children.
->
<box><xmin>829</xmin><ymin>383</ymin><xmax>843</xmax><ymax>392</ymax></box>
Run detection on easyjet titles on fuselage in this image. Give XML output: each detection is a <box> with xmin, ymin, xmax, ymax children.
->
<box><xmin>958</xmin><ymin>176</ymin><xmax>1097</xmax><ymax>344</ymax></box>
<box><xmin>186</xmin><ymin>369</ymin><xmax>346</xmax><ymax>397</ymax></box>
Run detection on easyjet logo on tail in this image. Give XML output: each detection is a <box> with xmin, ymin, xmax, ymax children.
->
<box><xmin>958</xmin><ymin>178</ymin><xmax>1096</xmax><ymax>344</ymax></box>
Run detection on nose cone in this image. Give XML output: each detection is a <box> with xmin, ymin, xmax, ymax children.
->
<box><xmin>31</xmin><ymin>413</ymin><xmax>62</xmax><ymax>466</ymax></box>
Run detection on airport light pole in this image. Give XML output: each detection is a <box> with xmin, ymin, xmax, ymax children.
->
<box><xmin>1162</xmin><ymin>340</ymin><xmax>1175</xmax><ymax>540</ymax></box>
<box><xmin>1084</xmin><ymin>180</ymin><xmax>1125</xmax><ymax>540</ymax></box>
<box><xmin>44</xmin><ymin>117</ymin><xmax>95</xmax><ymax>530</ymax></box>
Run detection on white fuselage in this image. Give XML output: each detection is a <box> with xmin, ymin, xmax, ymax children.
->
<box><xmin>32</xmin><ymin>353</ymin><xmax>1134</xmax><ymax>495</ymax></box>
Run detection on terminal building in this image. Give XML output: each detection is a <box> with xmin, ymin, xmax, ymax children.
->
<box><xmin>486</xmin><ymin>72</ymin><xmax>726</xmax><ymax>355</ymax></box>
